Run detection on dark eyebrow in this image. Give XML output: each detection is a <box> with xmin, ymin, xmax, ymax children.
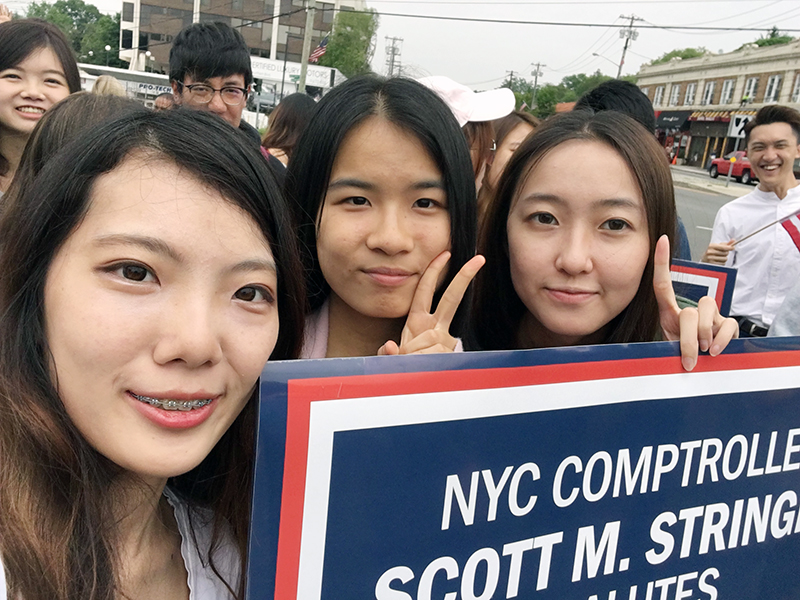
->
<box><xmin>327</xmin><ymin>178</ymin><xmax>445</xmax><ymax>192</ymax></box>
<box><xmin>95</xmin><ymin>234</ymin><xmax>276</xmax><ymax>274</ymax></box>
<box><xmin>327</xmin><ymin>178</ymin><xmax>376</xmax><ymax>192</ymax></box>
<box><xmin>412</xmin><ymin>179</ymin><xmax>445</xmax><ymax>191</ymax></box>
<box><xmin>227</xmin><ymin>258</ymin><xmax>277</xmax><ymax>276</ymax></box>
<box><xmin>94</xmin><ymin>234</ymin><xmax>181</xmax><ymax>261</ymax></box>
<box><xmin>517</xmin><ymin>193</ymin><xmax>641</xmax><ymax>209</ymax></box>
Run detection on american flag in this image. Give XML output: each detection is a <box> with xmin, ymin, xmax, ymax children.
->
<box><xmin>309</xmin><ymin>36</ymin><xmax>328</xmax><ymax>63</ymax></box>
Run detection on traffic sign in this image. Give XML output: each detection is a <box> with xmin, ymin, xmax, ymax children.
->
<box><xmin>728</xmin><ymin>113</ymin><xmax>752</xmax><ymax>139</ymax></box>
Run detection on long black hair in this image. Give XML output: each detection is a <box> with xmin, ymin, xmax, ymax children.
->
<box><xmin>284</xmin><ymin>75</ymin><xmax>477</xmax><ymax>334</ymax></box>
<box><xmin>0</xmin><ymin>109</ymin><xmax>305</xmax><ymax>600</ymax></box>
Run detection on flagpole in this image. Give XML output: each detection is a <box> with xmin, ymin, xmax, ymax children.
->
<box><xmin>732</xmin><ymin>207</ymin><xmax>800</xmax><ymax>246</ymax></box>
<box><xmin>298</xmin><ymin>0</ymin><xmax>316</xmax><ymax>94</ymax></box>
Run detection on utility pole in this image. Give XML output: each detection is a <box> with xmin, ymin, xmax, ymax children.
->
<box><xmin>530</xmin><ymin>62</ymin><xmax>545</xmax><ymax>108</ymax></box>
<box><xmin>617</xmin><ymin>14</ymin><xmax>640</xmax><ymax>78</ymax></box>
<box><xmin>385</xmin><ymin>36</ymin><xmax>403</xmax><ymax>77</ymax></box>
<box><xmin>506</xmin><ymin>70</ymin><xmax>516</xmax><ymax>88</ymax></box>
<box><xmin>298</xmin><ymin>0</ymin><xmax>316</xmax><ymax>94</ymax></box>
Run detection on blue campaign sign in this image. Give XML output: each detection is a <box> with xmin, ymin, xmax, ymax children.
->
<box><xmin>247</xmin><ymin>338</ymin><xmax>800</xmax><ymax>600</ymax></box>
<box><xmin>670</xmin><ymin>259</ymin><xmax>737</xmax><ymax>317</ymax></box>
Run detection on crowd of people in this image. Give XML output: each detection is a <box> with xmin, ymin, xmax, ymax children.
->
<box><xmin>0</xmin><ymin>14</ymin><xmax>795</xmax><ymax>600</ymax></box>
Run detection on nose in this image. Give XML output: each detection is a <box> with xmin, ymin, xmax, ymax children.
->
<box><xmin>152</xmin><ymin>295</ymin><xmax>223</xmax><ymax>368</ymax></box>
<box><xmin>20</xmin><ymin>79</ymin><xmax>45</xmax><ymax>100</ymax></box>
<box><xmin>761</xmin><ymin>146</ymin><xmax>778</xmax><ymax>162</ymax></box>
<box><xmin>365</xmin><ymin>205</ymin><xmax>415</xmax><ymax>255</ymax></box>
<box><xmin>554</xmin><ymin>228</ymin><xmax>593</xmax><ymax>275</ymax></box>
<box><xmin>207</xmin><ymin>90</ymin><xmax>227</xmax><ymax>114</ymax></box>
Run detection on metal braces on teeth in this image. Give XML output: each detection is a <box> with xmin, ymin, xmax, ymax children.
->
<box><xmin>131</xmin><ymin>393</ymin><xmax>212</xmax><ymax>411</ymax></box>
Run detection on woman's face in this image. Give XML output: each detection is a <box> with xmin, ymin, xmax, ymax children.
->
<box><xmin>0</xmin><ymin>46</ymin><xmax>70</xmax><ymax>137</ymax></box>
<box><xmin>316</xmin><ymin>116</ymin><xmax>451</xmax><ymax>319</ymax></box>
<box><xmin>487</xmin><ymin>121</ymin><xmax>534</xmax><ymax>189</ymax></box>
<box><xmin>44</xmin><ymin>156</ymin><xmax>279</xmax><ymax>482</ymax></box>
<box><xmin>506</xmin><ymin>139</ymin><xmax>650</xmax><ymax>348</ymax></box>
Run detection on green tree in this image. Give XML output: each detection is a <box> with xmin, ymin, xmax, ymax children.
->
<box><xmin>80</xmin><ymin>13</ymin><xmax>125</xmax><ymax>67</ymax></box>
<box><xmin>27</xmin><ymin>0</ymin><xmax>102</xmax><ymax>53</ymax></box>
<box><xmin>650</xmin><ymin>47</ymin><xmax>707</xmax><ymax>65</ymax></box>
<box><xmin>754</xmin><ymin>26</ymin><xmax>793</xmax><ymax>47</ymax></box>
<box><xmin>318</xmin><ymin>9</ymin><xmax>379</xmax><ymax>78</ymax></box>
<box><xmin>531</xmin><ymin>83</ymin><xmax>567</xmax><ymax>118</ymax></box>
<box><xmin>501</xmin><ymin>73</ymin><xmax>534</xmax><ymax>110</ymax></box>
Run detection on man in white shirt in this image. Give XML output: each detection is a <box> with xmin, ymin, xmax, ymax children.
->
<box><xmin>702</xmin><ymin>105</ymin><xmax>800</xmax><ymax>336</ymax></box>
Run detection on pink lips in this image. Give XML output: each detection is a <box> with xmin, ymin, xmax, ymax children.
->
<box><xmin>363</xmin><ymin>267</ymin><xmax>415</xmax><ymax>286</ymax></box>
<box><xmin>15</xmin><ymin>106</ymin><xmax>46</xmax><ymax>120</ymax></box>
<box><xmin>127</xmin><ymin>390</ymin><xmax>219</xmax><ymax>430</ymax></box>
<box><xmin>546</xmin><ymin>287</ymin><xmax>598</xmax><ymax>304</ymax></box>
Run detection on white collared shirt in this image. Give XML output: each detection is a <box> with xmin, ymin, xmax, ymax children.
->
<box><xmin>710</xmin><ymin>183</ymin><xmax>800</xmax><ymax>327</ymax></box>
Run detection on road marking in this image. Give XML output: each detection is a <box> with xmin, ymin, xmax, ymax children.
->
<box><xmin>696</xmin><ymin>226</ymin><xmax>713</xmax><ymax>231</ymax></box>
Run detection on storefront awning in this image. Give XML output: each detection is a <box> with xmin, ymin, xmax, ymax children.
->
<box><xmin>655</xmin><ymin>110</ymin><xmax>692</xmax><ymax>130</ymax></box>
<box><xmin>688</xmin><ymin>109</ymin><xmax>757</xmax><ymax>122</ymax></box>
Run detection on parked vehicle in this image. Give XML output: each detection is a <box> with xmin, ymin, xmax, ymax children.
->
<box><xmin>708</xmin><ymin>151</ymin><xmax>755</xmax><ymax>184</ymax></box>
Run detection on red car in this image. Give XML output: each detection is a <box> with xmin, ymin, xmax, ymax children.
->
<box><xmin>708</xmin><ymin>151</ymin><xmax>756</xmax><ymax>185</ymax></box>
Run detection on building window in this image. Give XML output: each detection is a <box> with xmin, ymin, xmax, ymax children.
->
<box><xmin>742</xmin><ymin>77</ymin><xmax>758</xmax><ymax>103</ymax></box>
<box><xmin>701</xmin><ymin>81</ymin><xmax>716</xmax><ymax>105</ymax></box>
<box><xmin>639</xmin><ymin>87</ymin><xmax>649</xmax><ymax>98</ymax></box>
<box><xmin>720</xmin><ymin>79</ymin><xmax>735</xmax><ymax>104</ymax></box>
<box><xmin>668</xmin><ymin>84</ymin><xmax>681</xmax><ymax>106</ymax></box>
<box><xmin>684</xmin><ymin>82</ymin><xmax>696</xmax><ymax>105</ymax></box>
<box><xmin>121</xmin><ymin>29</ymin><xmax>133</xmax><ymax>49</ymax></box>
<box><xmin>320</xmin><ymin>2</ymin><xmax>334</xmax><ymax>23</ymax></box>
<box><xmin>653</xmin><ymin>85</ymin><xmax>664</xmax><ymax>106</ymax></box>
<box><xmin>792</xmin><ymin>74</ymin><xmax>800</xmax><ymax>103</ymax></box>
<box><xmin>765</xmin><ymin>74</ymin><xmax>782</xmax><ymax>103</ymax></box>
<box><xmin>122</xmin><ymin>1</ymin><xmax>133</xmax><ymax>21</ymax></box>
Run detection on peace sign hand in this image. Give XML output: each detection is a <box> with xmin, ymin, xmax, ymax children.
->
<box><xmin>378</xmin><ymin>252</ymin><xmax>486</xmax><ymax>355</ymax></box>
<box><xmin>652</xmin><ymin>235</ymin><xmax>738</xmax><ymax>371</ymax></box>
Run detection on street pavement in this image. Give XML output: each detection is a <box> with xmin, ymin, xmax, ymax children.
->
<box><xmin>670</xmin><ymin>164</ymin><xmax>753</xmax><ymax>198</ymax></box>
<box><xmin>670</xmin><ymin>164</ymin><xmax>754</xmax><ymax>260</ymax></box>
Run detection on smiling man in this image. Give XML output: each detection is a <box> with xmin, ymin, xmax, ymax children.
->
<box><xmin>701</xmin><ymin>105</ymin><xmax>800</xmax><ymax>337</ymax></box>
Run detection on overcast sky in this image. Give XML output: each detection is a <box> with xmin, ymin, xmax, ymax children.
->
<box><xmin>9</xmin><ymin>0</ymin><xmax>800</xmax><ymax>89</ymax></box>
<box><xmin>366</xmin><ymin>0</ymin><xmax>800</xmax><ymax>89</ymax></box>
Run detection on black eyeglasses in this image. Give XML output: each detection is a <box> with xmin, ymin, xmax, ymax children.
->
<box><xmin>178</xmin><ymin>82</ymin><xmax>249</xmax><ymax>105</ymax></box>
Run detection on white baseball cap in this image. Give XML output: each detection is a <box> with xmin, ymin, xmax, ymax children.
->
<box><xmin>418</xmin><ymin>76</ymin><xmax>516</xmax><ymax>127</ymax></box>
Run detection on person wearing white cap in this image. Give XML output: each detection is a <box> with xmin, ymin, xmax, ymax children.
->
<box><xmin>418</xmin><ymin>76</ymin><xmax>515</xmax><ymax>192</ymax></box>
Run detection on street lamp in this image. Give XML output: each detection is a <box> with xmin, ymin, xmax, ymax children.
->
<box><xmin>592</xmin><ymin>52</ymin><xmax>619</xmax><ymax>74</ymax></box>
<box><xmin>145</xmin><ymin>50</ymin><xmax>151</xmax><ymax>73</ymax></box>
<box><xmin>104</xmin><ymin>44</ymin><xmax>111</xmax><ymax>66</ymax></box>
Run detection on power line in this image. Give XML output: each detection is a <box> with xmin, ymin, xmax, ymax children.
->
<box><xmin>354</xmin><ymin>9</ymin><xmax>800</xmax><ymax>32</ymax></box>
<box><xmin>368</xmin><ymin>0</ymin><xmax>792</xmax><ymax>4</ymax></box>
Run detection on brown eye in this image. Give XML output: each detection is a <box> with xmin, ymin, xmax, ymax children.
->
<box><xmin>122</xmin><ymin>264</ymin><xmax>149</xmax><ymax>281</ymax></box>
<box><xmin>234</xmin><ymin>286</ymin><xmax>274</xmax><ymax>304</ymax></box>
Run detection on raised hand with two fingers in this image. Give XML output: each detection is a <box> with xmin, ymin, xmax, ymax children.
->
<box><xmin>378</xmin><ymin>251</ymin><xmax>486</xmax><ymax>355</ymax></box>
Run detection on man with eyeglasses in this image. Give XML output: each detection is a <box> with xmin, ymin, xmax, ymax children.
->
<box><xmin>169</xmin><ymin>22</ymin><xmax>265</xmax><ymax>151</ymax></box>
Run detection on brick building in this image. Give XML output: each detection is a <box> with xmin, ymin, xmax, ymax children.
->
<box><xmin>635</xmin><ymin>40</ymin><xmax>800</xmax><ymax>167</ymax></box>
<box><xmin>118</xmin><ymin>0</ymin><xmax>365</xmax><ymax>84</ymax></box>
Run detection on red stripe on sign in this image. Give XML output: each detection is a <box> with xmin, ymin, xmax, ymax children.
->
<box><xmin>272</xmin><ymin>349</ymin><xmax>800</xmax><ymax>597</ymax></box>
<box><xmin>782</xmin><ymin>218</ymin><xmax>800</xmax><ymax>253</ymax></box>
<box><xmin>670</xmin><ymin>264</ymin><xmax>728</xmax><ymax>306</ymax></box>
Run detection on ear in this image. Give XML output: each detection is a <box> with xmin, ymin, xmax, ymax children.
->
<box><xmin>170</xmin><ymin>81</ymin><xmax>182</xmax><ymax>104</ymax></box>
